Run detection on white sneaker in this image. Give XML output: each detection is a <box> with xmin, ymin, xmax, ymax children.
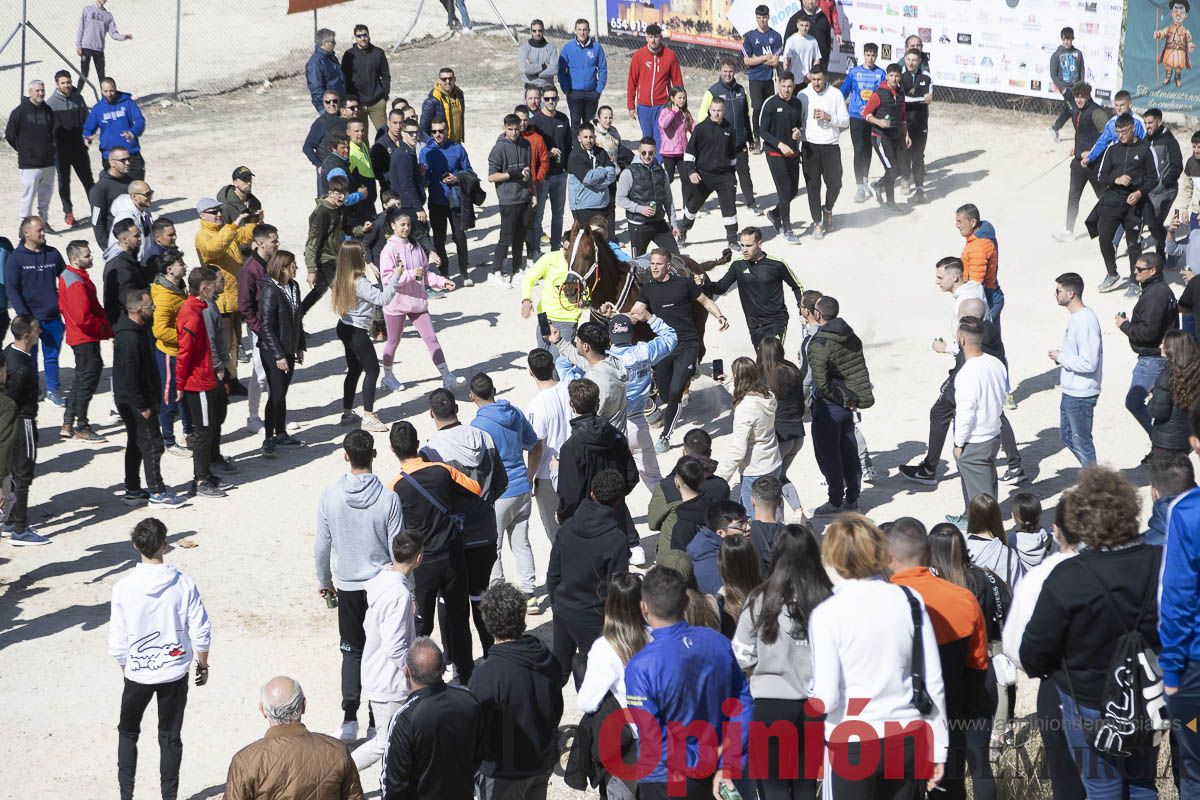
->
<box><xmin>442</xmin><ymin>372</ymin><xmax>466</xmax><ymax>389</ymax></box>
<box><xmin>361</xmin><ymin>412</ymin><xmax>388</xmax><ymax>432</ymax></box>
<box><xmin>333</xmin><ymin>721</ymin><xmax>358</xmax><ymax>741</ymax></box>
<box><xmin>486</xmin><ymin>272</ymin><xmax>504</xmax><ymax>288</ymax></box>
<box><xmin>629</xmin><ymin>545</ymin><xmax>648</xmax><ymax>567</ymax></box>
<box><xmin>781</xmin><ymin>483</ymin><xmax>802</xmax><ymax>511</ymax></box>
<box><xmin>286</xmin><ymin>421</ymin><xmax>301</xmax><ymax>433</ymax></box>
<box><xmin>862</xmin><ymin>465</ymin><xmax>879</xmax><ymax>483</ymax></box>
<box><xmin>246</xmin><ymin>416</ymin><xmax>263</xmax><ymax>434</ymax></box>
<box><xmin>381</xmin><ymin>374</ymin><xmax>402</xmax><ymax>391</ymax></box>
<box><xmin>501</xmin><ymin>275</ymin><xmax>514</xmax><ymax>289</ymax></box>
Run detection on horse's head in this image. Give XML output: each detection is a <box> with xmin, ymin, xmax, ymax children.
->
<box><xmin>561</xmin><ymin>223</ymin><xmax>598</xmax><ymax>308</ymax></box>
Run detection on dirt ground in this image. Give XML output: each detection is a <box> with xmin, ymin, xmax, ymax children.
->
<box><xmin>0</xmin><ymin>30</ymin><xmax>1180</xmax><ymax>799</ymax></box>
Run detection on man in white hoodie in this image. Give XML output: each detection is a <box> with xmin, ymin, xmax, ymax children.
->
<box><xmin>108</xmin><ymin>517</ymin><xmax>210</xmax><ymax>800</ymax></box>
<box><xmin>315</xmin><ymin>429</ymin><xmax>404</xmax><ymax>742</ymax></box>
<box><xmin>352</xmin><ymin>530</ymin><xmax>423</xmax><ymax>770</ymax></box>
<box><xmin>550</xmin><ymin>320</ymin><xmax>629</xmax><ymax>429</ymax></box>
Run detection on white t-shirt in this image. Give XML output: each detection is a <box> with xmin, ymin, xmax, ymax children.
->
<box><xmin>782</xmin><ymin>33</ymin><xmax>820</xmax><ymax>77</ymax></box>
<box><xmin>524</xmin><ymin>381</ymin><xmax>572</xmax><ymax>481</ymax></box>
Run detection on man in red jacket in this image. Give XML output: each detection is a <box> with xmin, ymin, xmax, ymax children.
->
<box><xmin>58</xmin><ymin>240</ymin><xmax>112</xmax><ymax>443</ymax></box>
<box><xmin>626</xmin><ymin>24</ymin><xmax>683</xmax><ymax>154</ymax></box>
<box><xmin>176</xmin><ymin>265</ymin><xmax>226</xmax><ymax>499</ymax></box>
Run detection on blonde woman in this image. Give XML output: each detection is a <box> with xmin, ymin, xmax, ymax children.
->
<box><xmin>717</xmin><ymin>356</ymin><xmax>782</xmax><ymax>512</ymax></box>
<box><xmin>329</xmin><ymin>240</ymin><xmax>403</xmax><ymax>431</ymax></box>
<box><xmin>811</xmin><ymin>513</ymin><xmax>947</xmax><ymax>797</ymax></box>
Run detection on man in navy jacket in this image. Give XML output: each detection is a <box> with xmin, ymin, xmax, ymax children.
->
<box><xmin>5</xmin><ymin>217</ymin><xmax>66</xmax><ymax>406</ymax></box>
<box><xmin>305</xmin><ymin>29</ymin><xmax>345</xmax><ymax>112</ymax></box>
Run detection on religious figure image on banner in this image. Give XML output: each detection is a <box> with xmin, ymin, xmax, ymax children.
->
<box><xmin>1155</xmin><ymin>0</ymin><xmax>1196</xmax><ymax>87</ymax></box>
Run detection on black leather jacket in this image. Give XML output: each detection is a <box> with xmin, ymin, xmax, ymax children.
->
<box><xmin>258</xmin><ymin>278</ymin><xmax>306</xmax><ymax>360</ymax></box>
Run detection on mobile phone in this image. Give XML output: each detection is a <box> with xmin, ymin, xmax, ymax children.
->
<box><xmin>538</xmin><ymin>312</ymin><xmax>551</xmax><ymax>338</ymax></box>
<box><xmin>713</xmin><ymin>358</ymin><xmax>725</xmax><ymax>381</ymax></box>
<box><xmin>1118</xmin><ymin>311</ymin><xmax>1128</xmax><ymax>319</ymax></box>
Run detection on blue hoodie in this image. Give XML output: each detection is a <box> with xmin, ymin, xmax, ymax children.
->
<box><xmin>557</xmin><ymin>37</ymin><xmax>608</xmax><ymax>96</ymax></box>
<box><xmin>5</xmin><ymin>242</ymin><xmax>65</xmax><ymax>321</ymax></box>
<box><xmin>419</xmin><ymin>139</ymin><xmax>474</xmax><ymax>206</ymax></box>
<box><xmin>82</xmin><ymin>91</ymin><xmax>145</xmax><ymax>157</ymax></box>
<box><xmin>472</xmin><ymin>400</ymin><xmax>538</xmax><ymax>498</ymax></box>
<box><xmin>841</xmin><ymin>64</ymin><xmax>886</xmax><ymax>119</ymax></box>
<box><xmin>685</xmin><ymin>527</ymin><xmax>723</xmax><ymax>595</ymax></box>
<box><xmin>1159</xmin><ymin>487</ymin><xmax>1200</xmax><ymax>687</ymax></box>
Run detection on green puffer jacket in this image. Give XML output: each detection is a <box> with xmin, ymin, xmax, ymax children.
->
<box><xmin>808</xmin><ymin>317</ymin><xmax>873</xmax><ymax>409</ymax></box>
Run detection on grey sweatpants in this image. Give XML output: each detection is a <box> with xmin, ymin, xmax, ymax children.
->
<box><xmin>533</xmin><ymin>477</ymin><xmax>560</xmax><ymax>542</ymax></box>
<box><xmin>491</xmin><ymin>492</ymin><xmax>535</xmax><ymax>592</ymax></box>
<box><xmin>957</xmin><ymin>436</ymin><xmax>1001</xmax><ymax>510</ymax></box>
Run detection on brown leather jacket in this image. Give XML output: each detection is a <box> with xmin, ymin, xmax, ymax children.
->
<box><xmin>224</xmin><ymin>722</ymin><xmax>364</xmax><ymax>800</ymax></box>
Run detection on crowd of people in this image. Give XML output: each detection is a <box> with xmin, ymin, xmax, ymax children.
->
<box><xmin>8</xmin><ymin>2</ymin><xmax>1200</xmax><ymax>800</ymax></box>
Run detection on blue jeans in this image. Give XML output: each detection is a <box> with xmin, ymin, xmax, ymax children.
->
<box><xmin>636</xmin><ymin>104</ymin><xmax>665</xmax><ymax>154</ymax></box>
<box><xmin>984</xmin><ymin>285</ymin><xmax>1004</xmax><ymax>338</ymax></box>
<box><xmin>1166</xmin><ymin>660</ymin><xmax>1200</xmax><ymax>799</ymax></box>
<box><xmin>535</xmin><ymin>172</ymin><xmax>567</xmax><ymax>251</ymax></box>
<box><xmin>1058</xmin><ymin>687</ymin><xmax>1159</xmax><ymax>800</ymax></box>
<box><xmin>1126</xmin><ymin>355</ymin><xmax>1166</xmax><ymax>436</ymax></box>
<box><xmin>739</xmin><ymin>468</ymin><xmax>781</xmax><ymax>515</ymax></box>
<box><xmin>153</xmin><ymin>348</ymin><xmax>192</xmax><ymax>446</ymax></box>
<box><xmin>453</xmin><ymin>0</ymin><xmax>471</xmax><ymax>27</ymax></box>
<box><xmin>32</xmin><ymin>316</ymin><xmax>64</xmax><ymax>394</ymax></box>
<box><xmin>1060</xmin><ymin>393</ymin><xmax>1098</xmax><ymax>467</ymax></box>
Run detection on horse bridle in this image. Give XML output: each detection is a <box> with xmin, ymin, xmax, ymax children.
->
<box><xmin>561</xmin><ymin>229</ymin><xmax>637</xmax><ymax>317</ymax></box>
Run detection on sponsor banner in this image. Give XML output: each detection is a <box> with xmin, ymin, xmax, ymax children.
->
<box><xmin>719</xmin><ymin>0</ymin><xmax>1122</xmax><ymax>99</ymax></box>
<box><xmin>1123</xmin><ymin>0</ymin><xmax>1200</xmax><ymax>114</ymax></box>
<box><xmin>607</xmin><ymin>0</ymin><xmax>743</xmax><ymax>50</ymax></box>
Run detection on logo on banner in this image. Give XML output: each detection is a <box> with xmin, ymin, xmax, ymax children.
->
<box><xmin>957</xmin><ymin>33</ymin><xmax>972</xmax><ymax>44</ymax></box>
<box><xmin>903</xmin><ymin>5</ymin><xmax>918</xmax><ymax>17</ymax></box>
<box><xmin>881</xmin><ymin>43</ymin><xmax>893</xmax><ymax>59</ymax></box>
<box><xmin>1084</xmin><ymin>1</ymin><xmax>1098</xmax><ymax>12</ymax></box>
<box><xmin>1030</xmin><ymin>80</ymin><xmax>1042</xmax><ymax>91</ymax></box>
<box><xmin>960</xmin><ymin>72</ymin><xmax>980</xmax><ymax>84</ymax></box>
<box><xmin>917</xmin><ymin>27</ymin><xmax>931</xmax><ymax>41</ymax></box>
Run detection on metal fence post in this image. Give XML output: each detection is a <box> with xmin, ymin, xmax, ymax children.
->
<box><xmin>174</xmin><ymin>0</ymin><xmax>182</xmax><ymax>98</ymax></box>
<box><xmin>19</xmin><ymin>0</ymin><xmax>27</xmax><ymax>100</ymax></box>
<box><xmin>594</xmin><ymin>0</ymin><xmax>600</xmax><ymax>33</ymax></box>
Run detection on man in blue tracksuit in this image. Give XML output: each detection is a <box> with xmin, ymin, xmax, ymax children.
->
<box><xmin>1160</xmin><ymin>413</ymin><xmax>1200</xmax><ymax>797</ymax></box>
<box><xmin>82</xmin><ymin>79</ymin><xmax>146</xmax><ymax>179</ymax></box>
<box><xmin>1083</xmin><ymin>89</ymin><xmax>1146</xmax><ymax>166</ymax></box>
<box><xmin>469</xmin><ymin>372</ymin><xmax>539</xmax><ymax>601</ymax></box>
<box><xmin>625</xmin><ymin>565</ymin><xmax>753</xmax><ymax>800</ymax></box>
<box><xmin>557</xmin><ymin>19</ymin><xmax>608</xmax><ymax>130</ymax></box>
<box><xmin>420</xmin><ymin>124</ymin><xmax>474</xmax><ymax>280</ymax></box>
<box><xmin>608</xmin><ymin>310</ymin><xmax>676</xmax><ymax>490</ymax></box>
<box><xmin>5</xmin><ymin>218</ymin><xmax>66</xmax><ymax>405</ymax></box>
<box><xmin>305</xmin><ymin>28</ymin><xmax>345</xmax><ymax>113</ymax></box>
<box><xmin>841</xmin><ymin>43</ymin><xmax>886</xmax><ymax>202</ymax></box>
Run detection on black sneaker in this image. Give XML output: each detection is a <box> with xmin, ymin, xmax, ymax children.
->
<box><xmin>274</xmin><ymin>434</ymin><xmax>305</xmax><ymax>447</ymax></box>
<box><xmin>123</xmin><ymin>489</ymin><xmax>150</xmax><ymax>506</ymax></box>
<box><xmin>195</xmin><ymin>481</ymin><xmax>227</xmax><ymax>499</ymax></box>
<box><xmin>912</xmin><ymin>189</ymin><xmax>927</xmax><ymax>204</ymax></box>
<box><xmin>899</xmin><ymin>463</ymin><xmax>937</xmax><ymax>486</ymax></box>
<box><xmin>212</xmin><ymin>458</ymin><xmax>240</xmax><ymax>474</ymax></box>
<box><xmin>1000</xmin><ymin>465</ymin><xmax>1027</xmax><ymax>484</ymax></box>
<box><xmin>871</xmin><ymin>180</ymin><xmax>885</xmax><ymax>206</ymax></box>
<box><xmin>262</xmin><ymin>438</ymin><xmax>278</xmax><ymax>459</ymax></box>
<box><xmin>766</xmin><ymin>207</ymin><xmax>782</xmax><ymax>233</ymax></box>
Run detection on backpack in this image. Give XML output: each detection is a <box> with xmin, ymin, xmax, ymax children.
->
<box><xmin>1064</xmin><ymin>553</ymin><xmax>1170</xmax><ymax>757</ymax></box>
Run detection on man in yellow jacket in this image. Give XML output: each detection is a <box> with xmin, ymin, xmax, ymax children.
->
<box><xmin>520</xmin><ymin>249</ymin><xmax>584</xmax><ymax>350</ymax></box>
<box><xmin>195</xmin><ymin>199</ymin><xmax>255</xmax><ymax>389</ymax></box>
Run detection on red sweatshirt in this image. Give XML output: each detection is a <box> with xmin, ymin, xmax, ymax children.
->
<box><xmin>175</xmin><ymin>295</ymin><xmax>216</xmax><ymax>393</ymax></box>
<box><xmin>58</xmin><ymin>265</ymin><xmax>113</xmax><ymax>346</ymax></box>
<box><xmin>626</xmin><ymin>45</ymin><xmax>683</xmax><ymax>110</ymax></box>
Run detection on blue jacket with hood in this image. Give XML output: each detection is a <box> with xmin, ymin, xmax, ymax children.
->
<box><xmin>685</xmin><ymin>527</ymin><xmax>723</xmax><ymax>596</ymax></box>
<box><xmin>82</xmin><ymin>91</ymin><xmax>145</xmax><ymax>156</ymax></box>
<box><xmin>472</xmin><ymin>400</ymin><xmax>538</xmax><ymax>498</ymax></box>
<box><xmin>557</xmin><ymin>37</ymin><xmax>608</xmax><ymax>95</ymax></box>
<box><xmin>609</xmin><ymin>314</ymin><xmax>677</xmax><ymax>411</ymax></box>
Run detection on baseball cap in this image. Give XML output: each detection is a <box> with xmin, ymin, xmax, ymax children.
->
<box><xmin>232</xmin><ymin>166</ymin><xmax>255</xmax><ymax>181</ymax></box>
<box><xmin>609</xmin><ymin>314</ymin><xmax>634</xmax><ymax>346</ymax></box>
<box><xmin>645</xmin><ymin>23</ymin><xmax>662</xmax><ymax>36</ymax></box>
<box><xmin>195</xmin><ymin>197</ymin><xmax>221</xmax><ymax>214</ymax></box>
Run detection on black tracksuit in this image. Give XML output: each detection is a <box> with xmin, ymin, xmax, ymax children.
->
<box><xmin>381</xmin><ymin>682</ymin><xmax>484</xmax><ymax>800</ymax></box>
<box><xmin>113</xmin><ymin>314</ymin><xmax>166</xmax><ymax>495</ymax></box>
<box><xmin>4</xmin><ymin>345</ymin><xmax>37</xmax><ymax>530</ymax></box>
<box><xmin>102</xmin><ymin>251</ymin><xmax>151</xmax><ymax>326</ymax></box>
<box><xmin>47</xmin><ymin>89</ymin><xmax>94</xmax><ymax>216</ymax></box>
<box><xmin>866</xmin><ymin>84</ymin><xmax>906</xmax><ymax>204</ymax></box>
<box><xmin>707</xmin><ymin>253</ymin><xmax>804</xmax><ymax>347</ymax></box>
<box><xmin>468</xmin><ymin>635</ymin><xmax>565</xmax><ymax>781</ymax></box>
<box><xmin>758</xmin><ymin>94</ymin><xmax>805</xmax><ymax>227</ymax></box>
<box><xmin>1087</xmin><ymin>137</ymin><xmax>1160</xmax><ymax>278</ymax></box>
<box><xmin>704</xmin><ymin>79</ymin><xmax>756</xmax><ymax>207</ymax></box>
<box><xmin>1145</xmin><ymin>125</ymin><xmax>1184</xmax><ymax>259</ymax></box>
<box><xmin>681</xmin><ymin>118</ymin><xmax>739</xmax><ymax>243</ymax></box>
<box><xmin>546</xmin><ymin>499</ymin><xmax>630</xmax><ymax>686</ymax></box>
<box><xmin>898</xmin><ymin>69</ymin><xmax>932</xmax><ymax>189</ymax></box>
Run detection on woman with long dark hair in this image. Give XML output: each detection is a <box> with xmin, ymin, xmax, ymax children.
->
<box><xmin>1150</xmin><ymin>329</ymin><xmax>1200</xmax><ymax>456</ymax></box>
<box><xmin>257</xmin><ymin>250</ymin><xmax>306</xmax><ymax>458</ymax></box>
<box><xmin>716</xmin><ymin>533</ymin><xmax>763</xmax><ymax>638</ymax></box>
<box><xmin>329</xmin><ymin>240</ymin><xmax>403</xmax><ymax>432</ymax></box>
<box><xmin>733</xmin><ymin>524</ymin><xmax>832</xmax><ymax>800</ymax></box>
<box><xmin>757</xmin><ymin>337</ymin><xmax>805</xmax><ymax>508</ymax></box>
<box><xmin>717</xmin><ymin>356</ymin><xmax>782</xmax><ymax>512</ymax></box>
<box><xmin>964</xmin><ymin>493</ymin><xmax>1027</xmax><ymax>588</ymax></box>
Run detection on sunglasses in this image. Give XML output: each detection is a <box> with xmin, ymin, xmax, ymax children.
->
<box><xmin>531</xmin><ymin>27</ymin><xmax>544</xmax><ymax>32</ymax></box>
<box><xmin>355</xmin><ymin>32</ymin><xmax>369</xmax><ymax>38</ymax></box>
<box><xmin>403</xmin><ymin>128</ymin><xmax>419</xmax><ymax>135</ymax></box>
<box><xmin>544</xmin><ymin>96</ymin><xmax>559</xmax><ymax>102</ymax></box>
<box><xmin>112</xmin><ymin>157</ymin><xmax>131</xmax><ymax>163</ymax></box>
<box><xmin>346</xmin><ymin>104</ymin><xmax>359</xmax><ymax>111</ymax></box>
<box><xmin>324</xmin><ymin>99</ymin><xmax>339</xmax><ymax>104</ymax></box>
<box><xmin>441</xmin><ymin>76</ymin><xmax>456</xmax><ymax>82</ymax></box>
<box><xmin>431</xmin><ymin>128</ymin><xmax>447</xmax><ymax>134</ymax></box>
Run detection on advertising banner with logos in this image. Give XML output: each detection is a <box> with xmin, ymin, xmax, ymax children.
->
<box><xmin>722</xmin><ymin>0</ymin><xmax>1124</xmax><ymax>102</ymax></box>
<box><xmin>607</xmin><ymin>0</ymin><xmax>743</xmax><ymax>50</ymax></box>
<box><xmin>1123</xmin><ymin>0</ymin><xmax>1200</xmax><ymax>114</ymax></box>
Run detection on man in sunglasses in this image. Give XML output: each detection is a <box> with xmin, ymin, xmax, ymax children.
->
<box><xmin>616</xmin><ymin>138</ymin><xmax>679</xmax><ymax>257</ymax></box>
<box><xmin>520</xmin><ymin>19</ymin><xmax>558</xmax><ymax>90</ymax></box>
<box><xmin>302</xmin><ymin>90</ymin><xmax>343</xmax><ymax>174</ymax></box>
<box><xmin>341</xmin><ymin>25</ymin><xmax>390</xmax><ymax>132</ymax></box>
<box><xmin>420</xmin><ymin>68</ymin><xmax>465</xmax><ymax>144</ymax></box>
<box><xmin>87</xmin><ymin>144</ymin><xmax>132</xmax><ymax>251</ymax></box>
<box><xmin>528</xmin><ymin>88</ymin><xmax>572</xmax><ymax>255</ymax></box>
<box><xmin>305</xmin><ymin>27</ymin><xmax>344</xmax><ymax>113</ymax></box>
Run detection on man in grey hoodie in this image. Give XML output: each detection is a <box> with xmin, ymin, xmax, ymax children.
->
<box><xmin>519</xmin><ymin>20</ymin><xmax>559</xmax><ymax>89</ymax></box>
<box><xmin>486</xmin><ymin>114</ymin><xmax>534</xmax><ymax>286</ymax></box>
<box><xmin>315</xmin><ymin>429</ymin><xmax>404</xmax><ymax>742</ymax></box>
<box><xmin>549</xmin><ymin>320</ymin><xmax>629</xmax><ymax>429</ymax></box>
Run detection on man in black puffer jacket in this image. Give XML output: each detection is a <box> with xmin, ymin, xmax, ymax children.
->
<box><xmin>808</xmin><ymin>294</ymin><xmax>872</xmax><ymax>516</ymax></box>
<box><xmin>546</xmin><ymin>469</ymin><xmax>630</xmax><ymax>688</ymax></box>
<box><xmin>1119</xmin><ymin>254</ymin><xmax>1178</xmax><ymax>449</ymax></box>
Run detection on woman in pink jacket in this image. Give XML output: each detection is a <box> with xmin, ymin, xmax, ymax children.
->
<box><xmin>656</xmin><ymin>86</ymin><xmax>693</xmax><ymax>183</ymax></box>
<box><xmin>378</xmin><ymin>210</ymin><xmax>465</xmax><ymax>391</ymax></box>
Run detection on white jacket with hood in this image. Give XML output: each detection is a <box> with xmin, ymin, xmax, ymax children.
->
<box><xmin>108</xmin><ymin>563</ymin><xmax>211</xmax><ymax>685</ymax></box>
<box><xmin>718</xmin><ymin>392</ymin><xmax>782</xmax><ymax>483</ymax></box>
<box><xmin>360</xmin><ymin>568</ymin><xmax>417</xmax><ymax>703</ymax></box>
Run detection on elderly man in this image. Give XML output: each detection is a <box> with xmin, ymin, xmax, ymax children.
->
<box><xmin>225</xmin><ymin>676</ymin><xmax>364</xmax><ymax>800</ymax></box>
<box><xmin>306</xmin><ymin>28</ymin><xmax>345</xmax><ymax>113</ymax></box>
<box><xmin>5</xmin><ymin>80</ymin><xmax>56</xmax><ymax>228</ymax></box>
<box><xmin>382</xmin><ymin>638</ymin><xmax>484</xmax><ymax>799</ymax></box>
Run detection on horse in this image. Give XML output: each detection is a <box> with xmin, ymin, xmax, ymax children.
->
<box><xmin>560</xmin><ymin>220</ymin><xmax>732</xmax><ymax>359</ymax></box>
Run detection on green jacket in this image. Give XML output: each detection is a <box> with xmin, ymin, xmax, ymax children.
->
<box><xmin>303</xmin><ymin>199</ymin><xmax>360</xmax><ymax>272</ymax></box>
<box><xmin>648</xmin><ymin>484</ymin><xmax>683</xmax><ymax>566</ymax></box>
<box><xmin>808</xmin><ymin>317</ymin><xmax>873</xmax><ymax>409</ymax></box>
